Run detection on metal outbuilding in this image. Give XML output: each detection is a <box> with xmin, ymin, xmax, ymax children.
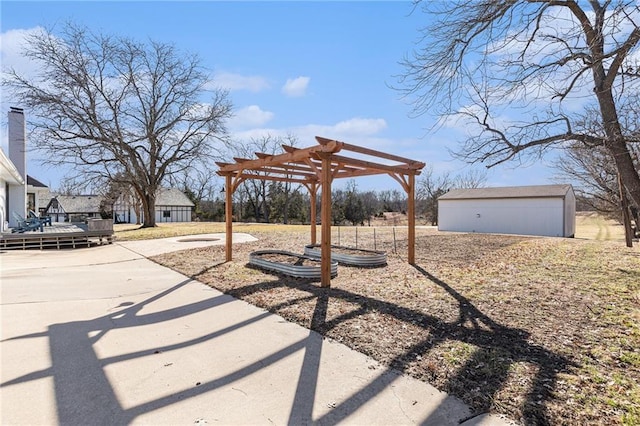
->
<box><xmin>438</xmin><ymin>184</ymin><xmax>576</xmax><ymax>237</ymax></box>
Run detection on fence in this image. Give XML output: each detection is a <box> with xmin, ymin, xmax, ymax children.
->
<box><xmin>330</xmin><ymin>226</ymin><xmax>435</xmax><ymax>256</ymax></box>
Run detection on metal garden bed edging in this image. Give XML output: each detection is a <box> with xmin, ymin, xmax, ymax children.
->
<box><xmin>249</xmin><ymin>250</ymin><xmax>338</xmax><ymax>279</ymax></box>
<box><xmin>304</xmin><ymin>244</ymin><xmax>387</xmax><ymax>267</ymax></box>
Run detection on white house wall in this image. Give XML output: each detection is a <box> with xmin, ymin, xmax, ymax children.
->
<box><xmin>116</xmin><ymin>206</ymin><xmax>191</xmax><ymax>223</ymax></box>
<box><xmin>438</xmin><ymin>197</ymin><xmax>566</xmax><ymax>237</ymax></box>
<box><xmin>2</xmin><ymin>179</ymin><xmax>26</xmax><ymax>230</ymax></box>
<box><xmin>7</xmin><ymin>182</ymin><xmax>26</xmax><ymax>227</ymax></box>
<box><xmin>27</xmin><ymin>186</ymin><xmax>51</xmax><ymax>214</ymax></box>
<box><xmin>0</xmin><ymin>180</ymin><xmax>7</xmax><ymax>231</ymax></box>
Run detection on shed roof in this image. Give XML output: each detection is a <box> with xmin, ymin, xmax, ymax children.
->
<box><xmin>156</xmin><ymin>188</ymin><xmax>194</xmax><ymax>207</ymax></box>
<box><xmin>438</xmin><ymin>184</ymin><xmax>573</xmax><ymax>201</ymax></box>
<box><xmin>51</xmin><ymin>195</ymin><xmax>103</xmax><ymax>214</ymax></box>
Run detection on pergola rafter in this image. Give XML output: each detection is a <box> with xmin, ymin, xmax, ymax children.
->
<box><xmin>216</xmin><ymin>136</ymin><xmax>425</xmax><ymax>287</ymax></box>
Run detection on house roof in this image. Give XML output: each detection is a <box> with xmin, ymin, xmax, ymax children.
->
<box><xmin>37</xmin><ymin>189</ymin><xmax>53</xmax><ymax>206</ymax></box>
<box><xmin>156</xmin><ymin>188</ymin><xmax>195</xmax><ymax>207</ymax></box>
<box><xmin>50</xmin><ymin>195</ymin><xmax>103</xmax><ymax>214</ymax></box>
<box><xmin>438</xmin><ymin>184</ymin><xmax>574</xmax><ymax>201</ymax></box>
<box><xmin>27</xmin><ymin>175</ymin><xmax>48</xmax><ymax>188</ymax></box>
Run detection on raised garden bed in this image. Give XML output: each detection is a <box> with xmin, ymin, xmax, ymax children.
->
<box><xmin>304</xmin><ymin>244</ymin><xmax>387</xmax><ymax>267</ymax></box>
<box><xmin>249</xmin><ymin>250</ymin><xmax>338</xmax><ymax>279</ymax></box>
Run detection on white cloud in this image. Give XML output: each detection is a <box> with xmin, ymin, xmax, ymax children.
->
<box><xmin>0</xmin><ymin>27</ymin><xmax>44</xmax><ymax>75</ymax></box>
<box><xmin>210</xmin><ymin>71</ymin><xmax>270</xmax><ymax>92</ymax></box>
<box><xmin>332</xmin><ymin>118</ymin><xmax>387</xmax><ymax>135</ymax></box>
<box><xmin>230</xmin><ymin>116</ymin><xmax>388</xmax><ymax>142</ymax></box>
<box><xmin>281</xmin><ymin>76</ymin><xmax>310</xmax><ymax>97</ymax></box>
<box><xmin>229</xmin><ymin>116</ymin><xmax>393</xmax><ymax>159</ymax></box>
<box><xmin>1</xmin><ymin>27</ymin><xmax>47</xmax><ymax>113</ymax></box>
<box><xmin>227</xmin><ymin>105</ymin><xmax>274</xmax><ymax>130</ymax></box>
<box><xmin>259</xmin><ymin>118</ymin><xmax>385</xmax><ymax>142</ymax></box>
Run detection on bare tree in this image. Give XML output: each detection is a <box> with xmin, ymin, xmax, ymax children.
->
<box><xmin>399</xmin><ymin>1</ymin><xmax>640</xmax><ymax>209</ymax></box>
<box><xmin>417</xmin><ymin>166</ymin><xmax>487</xmax><ymax>225</ymax></box>
<box><xmin>4</xmin><ymin>24</ymin><xmax>232</xmax><ymax>227</ymax></box>
<box><xmin>417</xmin><ymin>167</ymin><xmax>453</xmax><ymax>225</ymax></box>
<box><xmin>168</xmin><ymin>167</ymin><xmax>221</xmax><ymax>219</ymax></box>
<box><xmin>555</xmin><ymin>102</ymin><xmax>640</xmax><ymax>230</ymax></box>
<box><xmin>453</xmin><ymin>168</ymin><xmax>488</xmax><ymax>189</ymax></box>
<box><xmin>226</xmin><ymin>134</ymin><xmax>300</xmax><ymax>223</ymax></box>
<box><xmin>361</xmin><ymin>190</ymin><xmax>381</xmax><ymax>226</ymax></box>
<box><xmin>343</xmin><ymin>180</ymin><xmax>366</xmax><ymax>226</ymax></box>
<box><xmin>378</xmin><ymin>189</ymin><xmax>406</xmax><ymax>213</ymax></box>
<box><xmin>53</xmin><ymin>176</ymin><xmax>91</xmax><ymax>196</ymax></box>
<box><xmin>556</xmin><ymin>141</ymin><xmax>622</xmax><ymax>212</ymax></box>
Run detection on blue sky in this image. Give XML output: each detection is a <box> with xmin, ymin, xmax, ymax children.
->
<box><xmin>0</xmin><ymin>1</ymin><xmax>561</xmax><ymax>192</ymax></box>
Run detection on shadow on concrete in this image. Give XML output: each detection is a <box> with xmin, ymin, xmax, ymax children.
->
<box><xmin>1</xmin><ymin>270</ymin><xmax>461</xmax><ymax>425</ymax></box>
<box><xmin>1</xmin><ymin>279</ymin><xmax>309</xmax><ymax>424</ymax></box>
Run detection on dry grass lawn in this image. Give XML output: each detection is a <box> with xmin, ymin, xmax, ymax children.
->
<box><xmin>117</xmin><ymin>215</ymin><xmax>640</xmax><ymax>425</ymax></box>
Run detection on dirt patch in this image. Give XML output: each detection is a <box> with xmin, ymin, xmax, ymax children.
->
<box><xmin>151</xmin><ymin>228</ymin><xmax>640</xmax><ymax>425</ymax></box>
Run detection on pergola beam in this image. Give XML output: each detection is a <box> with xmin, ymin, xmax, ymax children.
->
<box><xmin>325</xmin><ymin>154</ymin><xmax>416</xmax><ymax>174</ymax></box>
<box><xmin>316</xmin><ymin>136</ymin><xmax>423</xmax><ymax>167</ymax></box>
<box><xmin>218</xmin><ymin>140</ymin><xmax>342</xmax><ymax>173</ymax></box>
<box><xmin>230</xmin><ymin>173</ymin><xmax>312</xmax><ymax>185</ymax></box>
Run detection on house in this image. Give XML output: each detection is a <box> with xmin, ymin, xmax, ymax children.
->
<box><xmin>0</xmin><ymin>144</ymin><xmax>24</xmax><ymax>232</ymax></box>
<box><xmin>114</xmin><ymin>187</ymin><xmax>194</xmax><ymax>223</ymax></box>
<box><xmin>154</xmin><ymin>188</ymin><xmax>194</xmax><ymax>222</ymax></box>
<box><xmin>438</xmin><ymin>184</ymin><xmax>576</xmax><ymax>237</ymax></box>
<box><xmin>1</xmin><ymin>107</ymin><xmax>55</xmax><ymax>232</ymax></box>
<box><xmin>44</xmin><ymin>195</ymin><xmax>103</xmax><ymax>222</ymax></box>
<box><xmin>27</xmin><ymin>175</ymin><xmax>51</xmax><ymax>216</ymax></box>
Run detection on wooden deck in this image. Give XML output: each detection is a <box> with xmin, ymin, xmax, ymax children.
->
<box><xmin>0</xmin><ymin>223</ymin><xmax>114</xmax><ymax>250</ymax></box>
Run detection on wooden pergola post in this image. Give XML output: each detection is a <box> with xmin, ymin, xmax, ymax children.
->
<box><xmin>225</xmin><ymin>174</ymin><xmax>233</xmax><ymax>262</ymax></box>
<box><xmin>319</xmin><ymin>155</ymin><xmax>332</xmax><ymax>287</ymax></box>
<box><xmin>408</xmin><ymin>173</ymin><xmax>416</xmax><ymax>264</ymax></box>
<box><xmin>309</xmin><ymin>182</ymin><xmax>317</xmax><ymax>245</ymax></box>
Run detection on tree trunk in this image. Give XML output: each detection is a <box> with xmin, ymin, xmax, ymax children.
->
<box><xmin>140</xmin><ymin>192</ymin><xmax>157</xmax><ymax>228</ymax></box>
<box><xmin>134</xmin><ymin>196</ymin><xmax>142</xmax><ymax>225</ymax></box>
<box><xmin>596</xmin><ymin>89</ymin><xmax>640</xmax><ymax>210</ymax></box>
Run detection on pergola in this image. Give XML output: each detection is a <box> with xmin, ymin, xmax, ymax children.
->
<box><xmin>216</xmin><ymin>136</ymin><xmax>425</xmax><ymax>287</ymax></box>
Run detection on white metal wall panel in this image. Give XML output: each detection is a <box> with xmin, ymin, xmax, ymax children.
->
<box><xmin>438</xmin><ymin>198</ymin><xmax>566</xmax><ymax>237</ymax></box>
<box><xmin>155</xmin><ymin>206</ymin><xmax>192</xmax><ymax>223</ymax></box>
<box><xmin>564</xmin><ymin>191</ymin><xmax>576</xmax><ymax>237</ymax></box>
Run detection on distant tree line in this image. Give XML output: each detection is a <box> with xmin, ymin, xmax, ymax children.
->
<box><xmin>173</xmin><ymin>162</ymin><xmax>488</xmax><ymax>226</ymax></box>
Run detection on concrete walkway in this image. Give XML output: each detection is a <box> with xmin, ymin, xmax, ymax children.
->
<box><xmin>0</xmin><ymin>234</ymin><xmax>515</xmax><ymax>425</ymax></box>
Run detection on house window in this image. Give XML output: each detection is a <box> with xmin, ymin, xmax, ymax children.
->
<box><xmin>163</xmin><ymin>210</ymin><xmax>171</xmax><ymax>218</ymax></box>
<box><xmin>27</xmin><ymin>193</ymin><xmax>36</xmax><ymax>211</ymax></box>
